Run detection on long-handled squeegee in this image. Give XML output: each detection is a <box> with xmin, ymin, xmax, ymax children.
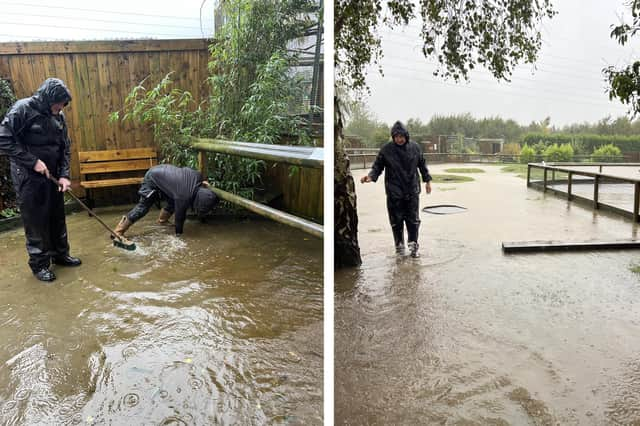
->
<box><xmin>48</xmin><ymin>176</ymin><xmax>136</xmax><ymax>250</ymax></box>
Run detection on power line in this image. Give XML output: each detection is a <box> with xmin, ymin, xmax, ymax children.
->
<box><xmin>0</xmin><ymin>11</ymin><xmax>214</xmax><ymax>31</ymax></box>
<box><xmin>0</xmin><ymin>20</ymin><xmax>209</xmax><ymax>38</ymax></box>
<box><xmin>2</xmin><ymin>1</ymin><xmax>204</xmax><ymax>21</ymax></box>
<box><xmin>374</xmin><ymin>55</ymin><xmax>613</xmax><ymax>99</ymax></box>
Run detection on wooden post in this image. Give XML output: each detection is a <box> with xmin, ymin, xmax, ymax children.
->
<box><xmin>593</xmin><ymin>175</ymin><xmax>599</xmax><ymax>209</ymax></box>
<box><xmin>543</xmin><ymin>167</ymin><xmax>548</xmax><ymax>192</ymax></box>
<box><xmin>634</xmin><ymin>182</ymin><xmax>640</xmax><ymax>223</ymax></box>
<box><xmin>552</xmin><ymin>169</ymin><xmax>556</xmax><ymax>185</ymax></box>
<box><xmin>526</xmin><ymin>164</ymin><xmax>531</xmax><ymax>186</ymax></box>
<box><xmin>567</xmin><ymin>172</ymin><xmax>572</xmax><ymax>200</ymax></box>
<box><xmin>198</xmin><ymin>151</ymin><xmax>208</xmax><ymax>178</ymax></box>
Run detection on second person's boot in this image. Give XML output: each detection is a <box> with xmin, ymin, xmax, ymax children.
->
<box><xmin>157</xmin><ymin>208</ymin><xmax>173</xmax><ymax>225</ymax></box>
<box><xmin>113</xmin><ymin>215</ymin><xmax>133</xmax><ymax>239</ymax></box>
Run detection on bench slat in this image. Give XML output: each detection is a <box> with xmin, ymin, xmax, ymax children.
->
<box><xmin>78</xmin><ymin>148</ymin><xmax>157</xmax><ymax>162</ymax></box>
<box><xmin>80</xmin><ymin>158</ymin><xmax>157</xmax><ymax>174</ymax></box>
<box><xmin>80</xmin><ymin>177</ymin><xmax>144</xmax><ymax>188</ymax></box>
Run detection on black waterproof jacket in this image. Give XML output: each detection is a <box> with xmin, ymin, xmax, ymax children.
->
<box><xmin>368</xmin><ymin>123</ymin><xmax>432</xmax><ymax>199</ymax></box>
<box><xmin>144</xmin><ymin>164</ymin><xmax>205</xmax><ymax>235</ymax></box>
<box><xmin>0</xmin><ymin>78</ymin><xmax>72</xmax><ymax>179</ymax></box>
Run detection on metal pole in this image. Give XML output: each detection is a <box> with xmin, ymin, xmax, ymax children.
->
<box><xmin>210</xmin><ymin>187</ymin><xmax>323</xmax><ymax>238</ymax></box>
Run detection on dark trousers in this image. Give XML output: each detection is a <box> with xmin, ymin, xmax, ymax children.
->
<box><xmin>126</xmin><ymin>174</ymin><xmax>174</xmax><ymax>223</ymax></box>
<box><xmin>386</xmin><ymin>195</ymin><xmax>420</xmax><ymax>246</ymax></box>
<box><xmin>11</xmin><ymin>163</ymin><xmax>69</xmax><ymax>273</ymax></box>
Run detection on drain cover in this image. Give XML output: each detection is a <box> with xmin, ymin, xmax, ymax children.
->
<box><xmin>422</xmin><ymin>204</ymin><xmax>467</xmax><ymax>215</ymax></box>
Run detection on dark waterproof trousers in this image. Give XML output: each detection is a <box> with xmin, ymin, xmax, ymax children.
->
<box><xmin>126</xmin><ymin>172</ymin><xmax>174</xmax><ymax>223</ymax></box>
<box><xmin>386</xmin><ymin>195</ymin><xmax>420</xmax><ymax>247</ymax></box>
<box><xmin>11</xmin><ymin>163</ymin><xmax>69</xmax><ymax>273</ymax></box>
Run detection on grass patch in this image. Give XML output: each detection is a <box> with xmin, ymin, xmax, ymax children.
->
<box><xmin>438</xmin><ymin>187</ymin><xmax>457</xmax><ymax>191</ymax></box>
<box><xmin>630</xmin><ymin>264</ymin><xmax>640</xmax><ymax>275</ymax></box>
<box><xmin>500</xmin><ymin>164</ymin><xmax>544</xmax><ymax>180</ymax></box>
<box><xmin>431</xmin><ymin>174</ymin><xmax>474</xmax><ymax>183</ymax></box>
<box><xmin>444</xmin><ymin>167</ymin><xmax>485</xmax><ymax>173</ymax></box>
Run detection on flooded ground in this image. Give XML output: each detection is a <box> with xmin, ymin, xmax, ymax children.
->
<box><xmin>336</xmin><ymin>164</ymin><xmax>640</xmax><ymax>425</ymax></box>
<box><xmin>0</xmin><ymin>210</ymin><xmax>323</xmax><ymax>425</ymax></box>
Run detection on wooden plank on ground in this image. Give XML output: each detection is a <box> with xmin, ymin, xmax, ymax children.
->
<box><xmin>502</xmin><ymin>240</ymin><xmax>640</xmax><ymax>253</ymax></box>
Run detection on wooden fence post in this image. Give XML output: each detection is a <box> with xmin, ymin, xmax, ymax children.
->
<box><xmin>567</xmin><ymin>172</ymin><xmax>572</xmax><ymax>200</ymax></box>
<box><xmin>593</xmin><ymin>175</ymin><xmax>599</xmax><ymax>209</ymax></box>
<box><xmin>635</xmin><ymin>182</ymin><xmax>640</xmax><ymax>223</ymax></box>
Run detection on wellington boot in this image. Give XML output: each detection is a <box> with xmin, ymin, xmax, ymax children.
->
<box><xmin>157</xmin><ymin>208</ymin><xmax>173</xmax><ymax>225</ymax></box>
<box><xmin>408</xmin><ymin>241</ymin><xmax>420</xmax><ymax>258</ymax></box>
<box><xmin>113</xmin><ymin>216</ymin><xmax>133</xmax><ymax>238</ymax></box>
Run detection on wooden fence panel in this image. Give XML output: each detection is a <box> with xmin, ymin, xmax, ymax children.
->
<box><xmin>0</xmin><ymin>38</ymin><xmax>210</xmax><ymax>199</ymax></box>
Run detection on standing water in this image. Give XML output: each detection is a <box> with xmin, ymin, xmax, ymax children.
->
<box><xmin>0</xmin><ymin>211</ymin><xmax>323</xmax><ymax>424</ymax></box>
<box><xmin>336</xmin><ymin>164</ymin><xmax>640</xmax><ymax>424</ymax></box>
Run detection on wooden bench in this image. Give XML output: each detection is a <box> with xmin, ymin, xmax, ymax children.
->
<box><xmin>78</xmin><ymin>147</ymin><xmax>157</xmax><ymax>206</ymax></box>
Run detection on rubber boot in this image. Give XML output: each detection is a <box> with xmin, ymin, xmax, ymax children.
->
<box><xmin>408</xmin><ymin>241</ymin><xmax>420</xmax><ymax>258</ymax></box>
<box><xmin>157</xmin><ymin>208</ymin><xmax>173</xmax><ymax>225</ymax></box>
<box><xmin>392</xmin><ymin>226</ymin><xmax>405</xmax><ymax>254</ymax></box>
<box><xmin>113</xmin><ymin>216</ymin><xmax>133</xmax><ymax>238</ymax></box>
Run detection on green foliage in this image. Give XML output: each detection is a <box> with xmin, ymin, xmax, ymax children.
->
<box><xmin>0</xmin><ymin>79</ymin><xmax>16</xmax><ymax>118</ymax></box>
<box><xmin>592</xmin><ymin>144</ymin><xmax>622</xmax><ymax>162</ymax></box>
<box><xmin>344</xmin><ymin>97</ymin><xmax>390</xmax><ymax>147</ymax></box>
<box><xmin>335</xmin><ymin>0</ymin><xmax>555</xmax><ymax>93</ymax></box>
<box><xmin>0</xmin><ymin>79</ymin><xmax>17</xmax><ymax>211</ymax></box>
<box><xmin>113</xmin><ymin>0</ymin><xmax>318</xmax><ymax>200</ymax></box>
<box><xmin>110</xmin><ymin>73</ymin><xmax>200</xmax><ymax>169</ymax></box>
<box><xmin>522</xmin><ymin>132</ymin><xmax>640</xmax><ymax>153</ymax></box>
<box><xmin>502</xmin><ymin>143</ymin><xmax>521</xmax><ymax>155</ymax></box>
<box><xmin>519</xmin><ymin>145</ymin><xmax>536</xmax><ymax>163</ymax></box>
<box><xmin>0</xmin><ymin>208</ymin><xmax>18</xmax><ymax>218</ymax></box>
<box><xmin>605</xmin><ymin>0</ymin><xmax>640</xmax><ymax>114</ymax></box>
<box><xmin>543</xmin><ymin>143</ymin><xmax>573</xmax><ymax>162</ymax></box>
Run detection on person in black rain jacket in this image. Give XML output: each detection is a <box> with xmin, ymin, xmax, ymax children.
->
<box><xmin>361</xmin><ymin>121</ymin><xmax>432</xmax><ymax>257</ymax></box>
<box><xmin>113</xmin><ymin>164</ymin><xmax>218</xmax><ymax>238</ymax></box>
<box><xmin>0</xmin><ymin>78</ymin><xmax>80</xmax><ymax>282</ymax></box>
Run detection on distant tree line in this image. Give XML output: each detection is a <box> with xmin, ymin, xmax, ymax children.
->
<box><xmin>344</xmin><ymin>100</ymin><xmax>640</xmax><ymax>156</ymax></box>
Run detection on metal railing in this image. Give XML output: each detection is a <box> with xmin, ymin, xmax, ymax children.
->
<box><xmin>527</xmin><ymin>162</ymin><xmax>640</xmax><ymax>222</ymax></box>
<box><xmin>345</xmin><ymin>148</ymin><xmax>626</xmax><ymax>169</ymax></box>
<box><xmin>190</xmin><ymin>138</ymin><xmax>323</xmax><ymax>238</ymax></box>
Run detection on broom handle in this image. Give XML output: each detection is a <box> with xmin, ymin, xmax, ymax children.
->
<box><xmin>48</xmin><ymin>176</ymin><xmax>121</xmax><ymax>240</ymax></box>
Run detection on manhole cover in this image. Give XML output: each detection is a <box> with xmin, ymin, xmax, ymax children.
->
<box><xmin>422</xmin><ymin>204</ymin><xmax>467</xmax><ymax>215</ymax></box>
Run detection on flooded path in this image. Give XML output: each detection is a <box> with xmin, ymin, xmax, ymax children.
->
<box><xmin>0</xmin><ymin>211</ymin><xmax>323</xmax><ymax>424</ymax></box>
<box><xmin>336</xmin><ymin>164</ymin><xmax>640</xmax><ymax>425</ymax></box>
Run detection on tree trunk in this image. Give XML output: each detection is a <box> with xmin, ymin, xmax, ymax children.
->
<box><xmin>334</xmin><ymin>95</ymin><xmax>362</xmax><ymax>268</ymax></box>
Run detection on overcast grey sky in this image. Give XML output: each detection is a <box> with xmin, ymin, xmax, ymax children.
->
<box><xmin>0</xmin><ymin>0</ymin><xmax>216</xmax><ymax>41</ymax></box>
<box><xmin>364</xmin><ymin>0</ymin><xmax>639</xmax><ymax>127</ymax></box>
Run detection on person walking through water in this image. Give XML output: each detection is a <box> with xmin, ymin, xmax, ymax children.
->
<box><xmin>0</xmin><ymin>78</ymin><xmax>81</xmax><ymax>282</ymax></box>
<box><xmin>112</xmin><ymin>164</ymin><xmax>218</xmax><ymax>239</ymax></box>
<box><xmin>361</xmin><ymin>121</ymin><xmax>432</xmax><ymax>258</ymax></box>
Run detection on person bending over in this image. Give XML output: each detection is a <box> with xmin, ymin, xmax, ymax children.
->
<box><xmin>113</xmin><ymin>164</ymin><xmax>218</xmax><ymax>238</ymax></box>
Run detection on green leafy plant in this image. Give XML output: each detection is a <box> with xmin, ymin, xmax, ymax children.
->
<box><xmin>591</xmin><ymin>144</ymin><xmax>622</xmax><ymax>162</ymax></box>
<box><xmin>519</xmin><ymin>145</ymin><xmax>536</xmax><ymax>163</ymax></box>
<box><xmin>543</xmin><ymin>143</ymin><xmax>573</xmax><ymax>162</ymax></box>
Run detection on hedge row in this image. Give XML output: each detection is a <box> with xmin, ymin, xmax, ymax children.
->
<box><xmin>521</xmin><ymin>133</ymin><xmax>640</xmax><ymax>153</ymax></box>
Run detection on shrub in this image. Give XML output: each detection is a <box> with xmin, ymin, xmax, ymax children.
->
<box><xmin>543</xmin><ymin>143</ymin><xmax>573</xmax><ymax>162</ymax></box>
<box><xmin>591</xmin><ymin>144</ymin><xmax>622</xmax><ymax>162</ymax></box>
<box><xmin>502</xmin><ymin>142</ymin><xmax>521</xmax><ymax>155</ymax></box>
<box><xmin>519</xmin><ymin>145</ymin><xmax>536</xmax><ymax>163</ymax></box>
